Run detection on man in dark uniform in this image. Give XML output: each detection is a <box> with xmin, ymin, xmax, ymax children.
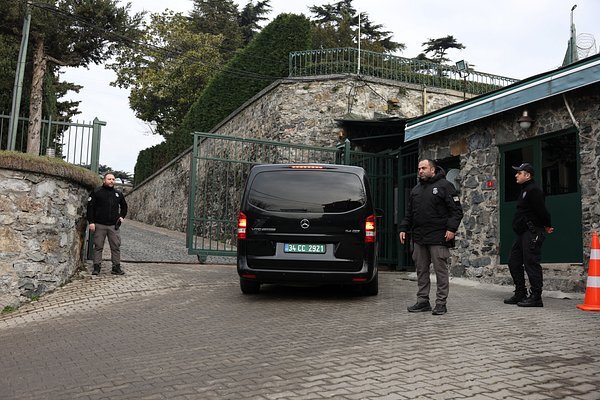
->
<box><xmin>87</xmin><ymin>173</ymin><xmax>128</xmax><ymax>276</ymax></box>
<box><xmin>399</xmin><ymin>159</ymin><xmax>463</xmax><ymax>315</ymax></box>
<box><xmin>504</xmin><ymin>163</ymin><xmax>553</xmax><ymax>307</ymax></box>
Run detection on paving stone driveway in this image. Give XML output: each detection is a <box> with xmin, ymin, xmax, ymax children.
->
<box><xmin>0</xmin><ymin>220</ymin><xmax>599</xmax><ymax>399</ymax></box>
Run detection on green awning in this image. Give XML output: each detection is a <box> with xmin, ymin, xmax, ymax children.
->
<box><xmin>405</xmin><ymin>55</ymin><xmax>600</xmax><ymax>141</ymax></box>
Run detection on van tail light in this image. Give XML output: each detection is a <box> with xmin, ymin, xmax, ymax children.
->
<box><xmin>365</xmin><ymin>214</ymin><xmax>376</xmax><ymax>243</ymax></box>
<box><xmin>238</xmin><ymin>211</ymin><xmax>247</xmax><ymax>240</ymax></box>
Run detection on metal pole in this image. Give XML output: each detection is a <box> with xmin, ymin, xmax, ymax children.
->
<box><xmin>7</xmin><ymin>4</ymin><xmax>32</xmax><ymax>151</ymax></box>
<box><xmin>357</xmin><ymin>12</ymin><xmax>361</xmax><ymax>75</ymax></box>
<box><xmin>570</xmin><ymin>5</ymin><xmax>578</xmax><ymax>63</ymax></box>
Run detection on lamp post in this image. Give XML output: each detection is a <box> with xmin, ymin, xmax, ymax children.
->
<box><xmin>7</xmin><ymin>4</ymin><xmax>32</xmax><ymax>151</ymax></box>
<box><xmin>569</xmin><ymin>4</ymin><xmax>578</xmax><ymax>64</ymax></box>
<box><xmin>357</xmin><ymin>12</ymin><xmax>361</xmax><ymax>75</ymax></box>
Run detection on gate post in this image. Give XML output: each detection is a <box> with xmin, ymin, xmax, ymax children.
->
<box><xmin>187</xmin><ymin>133</ymin><xmax>199</xmax><ymax>252</ymax></box>
<box><xmin>86</xmin><ymin>117</ymin><xmax>106</xmax><ymax>260</ymax></box>
<box><xmin>90</xmin><ymin>118</ymin><xmax>106</xmax><ymax>174</ymax></box>
<box><xmin>343</xmin><ymin>138</ymin><xmax>351</xmax><ymax>164</ymax></box>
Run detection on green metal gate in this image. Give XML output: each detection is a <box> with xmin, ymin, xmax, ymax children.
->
<box><xmin>187</xmin><ymin>132</ymin><xmax>396</xmax><ymax>264</ymax></box>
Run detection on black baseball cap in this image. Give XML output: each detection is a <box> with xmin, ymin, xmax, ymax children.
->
<box><xmin>512</xmin><ymin>163</ymin><xmax>534</xmax><ymax>175</ymax></box>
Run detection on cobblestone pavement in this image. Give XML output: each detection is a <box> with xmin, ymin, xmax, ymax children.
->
<box><xmin>1</xmin><ymin>220</ymin><xmax>599</xmax><ymax>399</ymax></box>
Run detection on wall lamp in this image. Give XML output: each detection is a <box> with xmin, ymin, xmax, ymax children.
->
<box><xmin>517</xmin><ymin>110</ymin><xmax>534</xmax><ymax>129</ymax></box>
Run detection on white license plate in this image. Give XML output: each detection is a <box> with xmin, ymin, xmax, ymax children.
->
<box><xmin>284</xmin><ymin>243</ymin><xmax>326</xmax><ymax>254</ymax></box>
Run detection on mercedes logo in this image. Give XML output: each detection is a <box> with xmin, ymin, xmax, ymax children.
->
<box><xmin>300</xmin><ymin>219</ymin><xmax>310</xmax><ymax>229</ymax></box>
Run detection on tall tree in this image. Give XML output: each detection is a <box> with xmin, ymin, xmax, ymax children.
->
<box><xmin>309</xmin><ymin>0</ymin><xmax>404</xmax><ymax>53</ymax></box>
<box><xmin>0</xmin><ymin>35</ymin><xmax>23</xmax><ymax>114</ymax></box>
<box><xmin>0</xmin><ymin>0</ymin><xmax>143</xmax><ymax>154</ymax></box>
<box><xmin>189</xmin><ymin>0</ymin><xmax>243</xmax><ymax>59</ymax></box>
<box><xmin>239</xmin><ymin>0</ymin><xmax>272</xmax><ymax>45</ymax></box>
<box><xmin>421</xmin><ymin>35</ymin><xmax>466</xmax><ymax>65</ymax></box>
<box><xmin>122</xmin><ymin>13</ymin><xmax>317</xmax><ymax>183</ymax></box>
<box><xmin>109</xmin><ymin>11</ymin><xmax>224</xmax><ymax>137</ymax></box>
<box><xmin>180</xmin><ymin>13</ymin><xmax>313</xmax><ymax>139</ymax></box>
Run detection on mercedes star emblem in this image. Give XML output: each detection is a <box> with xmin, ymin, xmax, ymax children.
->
<box><xmin>300</xmin><ymin>219</ymin><xmax>310</xmax><ymax>229</ymax></box>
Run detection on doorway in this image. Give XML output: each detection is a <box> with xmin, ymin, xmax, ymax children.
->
<box><xmin>499</xmin><ymin>130</ymin><xmax>582</xmax><ymax>263</ymax></box>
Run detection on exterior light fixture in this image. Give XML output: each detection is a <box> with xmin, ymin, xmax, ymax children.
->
<box><xmin>456</xmin><ymin>60</ymin><xmax>468</xmax><ymax>72</ymax></box>
<box><xmin>456</xmin><ymin>60</ymin><xmax>470</xmax><ymax>100</ymax></box>
<box><xmin>517</xmin><ymin>110</ymin><xmax>534</xmax><ymax>129</ymax></box>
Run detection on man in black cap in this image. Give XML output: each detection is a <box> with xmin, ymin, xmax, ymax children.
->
<box><xmin>505</xmin><ymin>163</ymin><xmax>553</xmax><ymax>307</ymax></box>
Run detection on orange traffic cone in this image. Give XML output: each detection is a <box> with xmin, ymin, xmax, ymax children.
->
<box><xmin>577</xmin><ymin>231</ymin><xmax>600</xmax><ymax>311</ymax></box>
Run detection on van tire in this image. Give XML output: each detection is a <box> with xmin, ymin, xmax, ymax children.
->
<box><xmin>362</xmin><ymin>273</ymin><xmax>379</xmax><ymax>296</ymax></box>
<box><xmin>240</xmin><ymin>279</ymin><xmax>260</xmax><ymax>294</ymax></box>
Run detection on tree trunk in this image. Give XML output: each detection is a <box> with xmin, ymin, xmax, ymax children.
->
<box><xmin>26</xmin><ymin>36</ymin><xmax>46</xmax><ymax>155</ymax></box>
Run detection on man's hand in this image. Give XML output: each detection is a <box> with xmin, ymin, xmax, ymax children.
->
<box><xmin>444</xmin><ymin>230</ymin><xmax>455</xmax><ymax>241</ymax></box>
<box><xmin>89</xmin><ymin>223</ymin><xmax>96</xmax><ymax>232</ymax></box>
<box><xmin>545</xmin><ymin>226</ymin><xmax>554</xmax><ymax>234</ymax></box>
<box><xmin>399</xmin><ymin>232</ymin><xmax>406</xmax><ymax>244</ymax></box>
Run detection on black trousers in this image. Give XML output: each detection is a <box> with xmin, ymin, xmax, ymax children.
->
<box><xmin>507</xmin><ymin>229</ymin><xmax>545</xmax><ymax>294</ymax></box>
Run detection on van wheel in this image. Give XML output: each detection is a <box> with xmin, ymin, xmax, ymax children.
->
<box><xmin>362</xmin><ymin>273</ymin><xmax>379</xmax><ymax>296</ymax></box>
<box><xmin>240</xmin><ymin>279</ymin><xmax>260</xmax><ymax>294</ymax></box>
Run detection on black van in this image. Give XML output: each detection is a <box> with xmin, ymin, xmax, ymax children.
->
<box><xmin>236</xmin><ymin>164</ymin><xmax>379</xmax><ymax>295</ymax></box>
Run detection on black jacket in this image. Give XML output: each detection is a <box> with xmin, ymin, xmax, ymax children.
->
<box><xmin>399</xmin><ymin>172</ymin><xmax>463</xmax><ymax>246</ymax></box>
<box><xmin>512</xmin><ymin>179</ymin><xmax>551</xmax><ymax>234</ymax></box>
<box><xmin>87</xmin><ymin>185</ymin><xmax>128</xmax><ymax>225</ymax></box>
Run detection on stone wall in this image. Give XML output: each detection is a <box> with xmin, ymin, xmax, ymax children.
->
<box><xmin>419</xmin><ymin>84</ymin><xmax>600</xmax><ymax>292</ymax></box>
<box><xmin>127</xmin><ymin>75</ymin><xmax>468</xmax><ymax>232</ymax></box>
<box><xmin>126</xmin><ymin>153</ymin><xmax>192</xmax><ymax>233</ymax></box>
<box><xmin>0</xmin><ymin>167</ymin><xmax>95</xmax><ymax>309</ymax></box>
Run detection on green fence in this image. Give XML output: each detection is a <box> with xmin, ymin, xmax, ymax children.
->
<box><xmin>289</xmin><ymin>48</ymin><xmax>518</xmax><ymax>95</ymax></box>
<box><xmin>187</xmin><ymin>133</ymin><xmax>397</xmax><ymax>265</ymax></box>
<box><xmin>0</xmin><ymin>113</ymin><xmax>104</xmax><ymax>172</ymax></box>
<box><xmin>337</xmin><ymin>140</ymin><xmax>396</xmax><ymax>264</ymax></box>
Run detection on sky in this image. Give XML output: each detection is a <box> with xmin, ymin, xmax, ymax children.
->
<box><xmin>61</xmin><ymin>0</ymin><xmax>600</xmax><ymax>175</ymax></box>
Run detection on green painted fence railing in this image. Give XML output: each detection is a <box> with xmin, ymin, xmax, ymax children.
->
<box><xmin>0</xmin><ymin>113</ymin><xmax>105</xmax><ymax>173</ymax></box>
<box><xmin>289</xmin><ymin>47</ymin><xmax>518</xmax><ymax>95</ymax></box>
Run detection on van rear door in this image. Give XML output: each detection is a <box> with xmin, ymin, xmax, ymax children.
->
<box><xmin>241</xmin><ymin>166</ymin><xmax>371</xmax><ymax>272</ymax></box>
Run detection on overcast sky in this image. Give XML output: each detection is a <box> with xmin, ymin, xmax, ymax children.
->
<box><xmin>61</xmin><ymin>0</ymin><xmax>600</xmax><ymax>174</ymax></box>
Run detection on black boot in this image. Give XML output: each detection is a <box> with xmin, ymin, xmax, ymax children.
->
<box><xmin>504</xmin><ymin>289</ymin><xmax>527</xmax><ymax>304</ymax></box>
<box><xmin>111</xmin><ymin>265</ymin><xmax>125</xmax><ymax>275</ymax></box>
<box><xmin>92</xmin><ymin>264</ymin><xmax>101</xmax><ymax>275</ymax></box>
<box><xmin>517</xmin><ymin>291</ymin><xmax>543</xmax><ymax>307</ymax></box>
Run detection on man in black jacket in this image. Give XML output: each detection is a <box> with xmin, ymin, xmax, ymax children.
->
<box><xmin>399</xmin><ymin>159</ymin><xmax>463</xmax><ymax>315</ymax></box>
<box><xmin>505</xmin><ymin>163</ymin><xmax>553</xmax><ymax>307</ymax></box>
<box><xmin>87</xmin><ymin>173</ymin><xmax>128</xmax><ymax>275</ymax></box>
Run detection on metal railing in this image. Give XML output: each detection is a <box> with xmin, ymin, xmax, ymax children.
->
<box><xmin>0</xmin><ymin>113</ymin><xmax>104</xmax><ymax>173</ymax></box>
<box><xmin>289</xmin><ymin>48</ymin><xmax>518</xmax><ymax>95</ymax></box>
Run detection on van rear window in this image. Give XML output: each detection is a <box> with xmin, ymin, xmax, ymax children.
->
<box><xmin>248</xmin><ymin>170</ymin><xmax>367</xmax><ymax>213</ymax></box>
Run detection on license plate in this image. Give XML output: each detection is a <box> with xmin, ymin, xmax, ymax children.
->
<box><xmin>284</xmin><ymin>243</ymin><xmax>326</xmax><ymax>254</ymax></box>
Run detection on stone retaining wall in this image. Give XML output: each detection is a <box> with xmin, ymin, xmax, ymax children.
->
<box><xmin>127</xmin><ymin>75</ymin><xmax>467</xmax><ymax>232</ymax></box>
<box><xmin>0</xmin><ymin>168</ymin><xmax>93</xmax><ymax>309</ymax></box>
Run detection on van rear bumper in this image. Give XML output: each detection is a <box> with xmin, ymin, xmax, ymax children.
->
<box><xmin>237</xmin><ymin>256</ymin><xmax>377</xmax><ymax>285</ymax></box>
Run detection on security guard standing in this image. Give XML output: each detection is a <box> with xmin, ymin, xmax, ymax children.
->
<box><xmin>87</xmin><ymin>173</ymin><xmax>128</xmax><ymax>276</ymax></box>
<box><xmin>505</xmin><ymin>163</ymin><xmax>553</xmax><ymax>307</ymax></box>
<box><xmin>399</xmin><ymin>159</ymin><xmax>463</xmax><ymax>315</ymax></box>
